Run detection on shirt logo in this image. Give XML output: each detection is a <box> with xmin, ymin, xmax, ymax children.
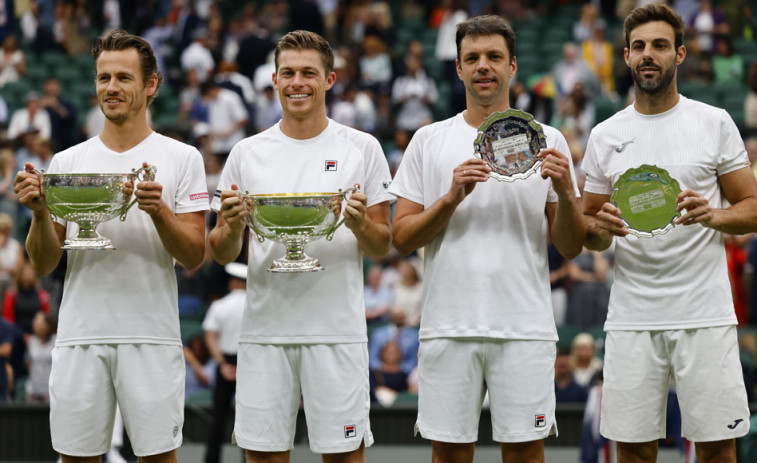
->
<box><xmin>383</xmin><ymin>181</ymin><xmax>391</xmax><ymax>190</ymax></box>
<box><xmin>615</xmin><ymin>141</ymin><xmax>634</xmax><ymax>153</ymax></box>
<box><xmin>344</xmin><ymin>424</ymin><xmax>356</xmax><ymax>438</ymax></box>
<box><xmin>190</xmin><ymin>192</ymin><xmax>209</xmax><ymax>200</ymax></box>
<box><xmin>325</xmin><ymin>160</ymin><xmax>338</xmax><ymax>171</ymax></box>
<box><xmin>534</xmin><ymin>414</ymin><xmax>546</xmax><ymax>428</ymax></box>
<box><xmin>173</xmin><ymin>425</ymin><xmax>179</xmax><ymax>437</ymax></box>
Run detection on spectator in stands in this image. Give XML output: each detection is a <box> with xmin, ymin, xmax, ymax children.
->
<box><xmin>387</xmin><ymin>128</ymin><xmax>410</xmax><ymax>177</ymax></box>
<box><xmin>746</xmin><ymin>63</ymin><xmax>757</xmax><ymax>128</ymax></box>
<box><xmin>689</xmin><ymin>0</ymin><xmax>729</xmax><ymax>54</ymax></box>
<box><xmin>358</xmin><ymin>34</ymin><xmax>392</xmax><ymax>95</ymax></box>
<box><xmin>433</xmin><ymin>0</ymin><xmax>468</xmax><ymax>114</ymax></box>
<box><xmin>570</xmin><ymin>332</ymin><xmax>603</xmax><ymax>388</ymax></box>
<box><xmin>14</xmin><ymin>29</ymin><xmax>208</xmax><ymax>463</ymax></box>
<box><xmin>365</xmin><ymin>264</ymin><xmax>393</xmax><ymax>326</ymax></box>
<box><xmin>0</xmin><ymin>150</ymin><xmax>18</xmax><ymax>235</ymax></box>
<box><xmin>40</xmin><ymin>77</ymin><xmax>78</xmax><ymax>151</ymax></box>
<box><xmin>549</xmin><ymin>243</ymin><xmax>569</xmax><ymax>327</ymax></box>
<box><xmin>254</xmin><ymin>85</ymin><xmax>282</xmax><ymax>133</ymax></box>
<box><xmin>370</xmin><ymin>341</ymin><xmax>409</xmax><ymax>406</ymax></box>
<box><xmin>202</xmin><ymin>262</ymin><xmax>246</xmax><ymax>463</ymax></box>
<box><xmin>0</xmin><ymin>212</ymin><xmax>23</xmax><ymax>302</ymax></box>
<box><xmin>573</xmin><ymin>3</ymin><xmax>606</xmax><ymax>44</ymax></box>
<box><xmin>566</xmin><ymin>249</ymin><xmax>611</xmax><ymax>331</ymax></box>
<box><xmin>390</xmin><ymin>14</ymin><xmax>584</xmax><ymax>463</ymax></box>
<box><xmin>0</xmin><ymin>35</ymin><xmax>25</xmax><ymax>88</ymax></box>
<box><xmin>25</xmin><ymin>311</ymin><xmax>56</xmax><ymax>404</ymax></box>
<box><xmin>197</xmin><ymin>80</ymin><xmax>248</xmax><ymax>160</ymax></box>
<box><xmin>392</xmin><ymin>260</ymin><xmax>423</xmax><ymax>327</ymax></box>
<box><xmin>392</xmin><ymin>55</ymin><xmax>438</xmax><ymax>132</ymax></box>
<box><xmin>551</xmin><ymin>42</ymin><xmax>600</xmax><ymax>102</ymax></box>
<box><xmin>0</xmin><ymin>317</ymin><xmax>11</xmax><ymax>403</ymax></box>
<box><xmin>181</xmin><ymin>27</ymin><xmax>215</xmax><ymax>83</ymax></box>
<box><xmin>84</xmin><ymin>92</ymin><xmax>104</xmax><ymax>139</ymax></box>
<box><xmin>7</xmin><ymin>92</ymin><xmax>51</xmax><ymax>141</ymax></box>
<box><xmin>678</xmin><ymin>35</ymin><xmax>713</xmax><ymax>84</ymax></box>
<box><xmin>712</xmin><ymin>36</ymin><xmax>744</xmax><ymax>84</ymax></box>
<box><xmin>554</xmin><ymin>347</ymin><xmax>589</xmax><ymax>403</ymax></box>
<box><xmin>2</xmin><ymin>262</ymin><xmax>51</xmax><ymax>338</ymax></box>
<box><xmin>368</xmin><ymin>309</ymin><xmax>419</xmax><ymax>376</ymax></box>
<box><xmin>183</xmin><ymin>333</ymin><xmax>216</xmax><ymax>401</ymax></box>
<box><xmin>581</xmin><ymin>25</ymin><xmax>616</xmax><ymax>97</ymax></box>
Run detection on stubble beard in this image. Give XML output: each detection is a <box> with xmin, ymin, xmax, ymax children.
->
<box><xmin>632</xmin><ymin>61</ymin><xmax>677</xmax><ymax>95</ymax></box>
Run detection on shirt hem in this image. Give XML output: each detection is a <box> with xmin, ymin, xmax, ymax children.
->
<box><xmin>418</xmin><ymin>331</ymin><xmax>558</xmax><ymax>342</ymax></box>
<box><xmin>238</xmin><ymin>335</ymin><xmax>367</xmax><ymax>344</ymax></box>
<box><xmin>55</xmin><ymin>337</ymin><xmax>183</xmax><ymax>347</ymax></box>
<box><xmin>604</xmin><ymin>318</ymin><xmax>736</xmax><ymax>331</ymax></box>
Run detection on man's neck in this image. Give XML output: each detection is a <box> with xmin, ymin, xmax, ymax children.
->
<box><xmin>633</xmin><ymin>84</ymin><xmax>680</xmax><ymax>115</ymax></box>
<box><xmin>99</xmin><ymin>117</ymin><xmax>153</xmax><ymax>153</ymax></box>
<box><xmin>463</xmin><ymin>101</ymin><xmax>511</xmax><ymax>128</ymax></box>
<box><xmin>279</xmin><ymin>113</ymin><xmax>329</xmax><ymax>140</ymax></box>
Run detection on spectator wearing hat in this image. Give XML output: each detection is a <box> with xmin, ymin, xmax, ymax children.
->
<box><xmin>7</xmin><ymin>91</ymin><xmax>51</xmax><ymax>141</ymax></box>
<box><xmin>202</xmin><ymin>262</ymin><xmax>246</xmax><ymax>463</ymax></box>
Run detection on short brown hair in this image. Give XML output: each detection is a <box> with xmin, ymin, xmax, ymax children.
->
<box><xmin>455</xmin><ymin>15</ymin><xmax>516</xmax><ymax>62</ymax></box>
<box><xmin>624</xmin><ymin>3</ymin><xmax>685</xmax><ymax>50</ymax></box>
<box><xmin>91</xmin><ymin>29</ymin><xmax>163</xmax><ymax>105</ymax></box>
<box><xmin>275</xmin><ymin>30</ymin><xmax>334</xmax><ymax>74</ymax></box>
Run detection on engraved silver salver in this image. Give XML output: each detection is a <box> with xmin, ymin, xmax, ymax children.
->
<box><xmin>473</xmin><ymin>108</ymin><xmax>547</xmax><ymax>182</ymax></box>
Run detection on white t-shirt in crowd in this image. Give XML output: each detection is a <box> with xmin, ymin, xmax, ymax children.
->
<box><xmin>49</xmin><ymin>132</ymin><xmax>210</xmax><ymax>346</ymax></box>
<box><xmin>582</xmin><ymin>96</ymin><xmax>747</xmax><ymax>331</ymax></box>
<box><xmin>208</xmin><ymin>88</ymin><xmax>248</xmax><ymax>155</ymax></box>
<box><xmin>389</xmin><ymin>112</ymin><xmax>579</xmax><ymax>341</ymax></box>
<box><xmin>202</xmin><ymin>288</ymin><xmax>245</xmax><ymax>354</ymax></box>
<box><xmin>211</xmin><ymin>120</ymin><xmax>394</xmax><ymax>344</ymax></box>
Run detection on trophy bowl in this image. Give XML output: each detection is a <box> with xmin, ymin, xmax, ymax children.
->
<box><xmin>39</xmin><ymin>165</ymin><xmax>156</xmax><ymax>250</ymax></box>
<box><xmin>240</xmin><ymin>187</ymin><xmax>357</xmax><ymax>273</ymax></box>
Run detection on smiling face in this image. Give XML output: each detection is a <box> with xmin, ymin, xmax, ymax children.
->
<box><xmin>625</xmin><ymin>21</ymin><xmax>685</xmax><ymax>95</ymax></box>
<box><xmin>456</xmin><ymin>34</ymin><xmax>515</xmax><ymax>110</ymax></box>
<box><xmin>273</xmin><ymin>49</ymin><xmax>335</xmax><ymax>123</ymax></box>
<box><xmin>95</xmin><ymin>49</ymin><xmax>157</xmax><ymax>125</ymax></box>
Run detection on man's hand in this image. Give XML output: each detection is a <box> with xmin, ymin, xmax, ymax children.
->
<box><xmin>539</xmin><ymin>147</ymin><xmax>575</xmax><ymax>198</ymax></box>
<box><xmin>135</xmin><ymin>161</ymin><xmax>167</xmax><ymax>217</ymax></box>
<box><xmin>14</xmin><ymin>163</ymin><xmax>47</xmax><ymax>213</ymax></box>
<box><xmin>447</xmin><ymin>158</ymin><xmax>490</xmax><ymax>205</ymax></box>
<box><xmin>592</xmin><ymin>202</ymin><xmax>629</xmax><ymax>238</ymax></box>
<box><xmin>218</xmin><ymin>183</ymin><xmax>247</xmax><ymax>233</ymax></box>
<box><xmin>675</xmin><ymin>189</ymin><xmax>714</xmax><ymax>228</ymax></box>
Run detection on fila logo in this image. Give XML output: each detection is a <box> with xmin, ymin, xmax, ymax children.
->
<box><xmin>325</xmin><ymin>160</ymin><xmax>338</xmax><ymax>171</ymax></box>
<box><xmin>727</xmin><ymin>419</ymin><xmax>744</xmax><ymax>430</ymax></box>
<box><xmin>615</xmin><ymin>141</ymin><xmax>634</xmax><ymax>153</ymax></box>
<box><xmin>344</xmin><ymin>424</ymin><xmax>357</xmax><ymax>438</ymax></box>
<box><xmin>534</xmin><ymin>415</ymin><xmax>546</xmax><ymax>428</ymax></box>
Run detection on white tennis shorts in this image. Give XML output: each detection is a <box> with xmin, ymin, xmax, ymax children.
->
<box><xmin>416</xmin><ymin>338</ymin><xmax>557</xmax><ymax>443</ymax></box>
<box><xmin>50</xmin><ymin>344</ymin><xmax>185</xmax><ymax>456</ymax></box>
<box><xmin>601</xmin><ymin>326</ymin><xmax>750</xmax><ymax>442</ymax></box>
<box><xmin>233</xmin><ymin>343</ymin><xmax>373</xmax><ymax>454</ymax></box>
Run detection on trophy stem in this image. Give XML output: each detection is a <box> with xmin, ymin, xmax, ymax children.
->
<box><xmin>268</xmin><ymin>240</ymin><xmax>323</xmax><ymax>273</ymax></box>
<box><xmin>76</xmin><ymin>222</ymin><xmax>99</xmax><ymax>239</ymax></box>
<box><xmin>63</xmin><ymin>222</ymin><xmax>116</xmax><ymax>250</ymax></box>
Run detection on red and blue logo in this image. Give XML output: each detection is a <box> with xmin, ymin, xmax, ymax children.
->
<box><xmin>344</xmin><ymin>424</ymin><xmax>356</xmax><ymax>438</ymax></box>
<box><xmin>325</xmin><ymin>160</ymin><xmax>338</xmax><ymax>171</ymax></box>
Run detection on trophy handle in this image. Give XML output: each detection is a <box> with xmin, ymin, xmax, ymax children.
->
<box><xmin>27</xmin><ymin>167</ymin><xmax>56</xmax><ymax>222</ymax></box>
<box><xmin>326</xmin><ymin>185</ymin><xmax>360</xmax><ymax>241</ymax></box>
<box><xmin>119</xmin><ymin>164</ymin><xmax>158</xmax><ymax>221</ymax></box>
<box><xmin>237</xmin><ymin>190</ymin><xmax>265</xmax><ymax>243</ymax></box>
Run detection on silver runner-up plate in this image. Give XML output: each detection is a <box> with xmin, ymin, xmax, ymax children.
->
<box><xmin>610</xmin><ymin>164</ymin><xmax>682</xmax><ymax>238</ymax></box>
<box><xmin>473</xmin><ymin>108</ymin><xmax>547</xmax><ymax>182</ymax></box>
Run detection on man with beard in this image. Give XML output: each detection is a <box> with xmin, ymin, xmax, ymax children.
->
<box><xmin>14</xmin><ymin>30</ymin><xmax>208</xmax><ymax>463</ymax></box>
<box><xmin>582</xmin><ymin>4</ymin><xmax>757</xmax><ymax>463</ymax></box>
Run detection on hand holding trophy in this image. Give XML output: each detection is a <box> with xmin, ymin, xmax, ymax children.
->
<box><xmin>237</xmin><ymin>187</ymin><xmax>359</xmax><ymax>273</ymax></box>
<box><xmin>31</xmin><ymin>164</ymin><xmax>157</xmax><ymax>250</ymax></box>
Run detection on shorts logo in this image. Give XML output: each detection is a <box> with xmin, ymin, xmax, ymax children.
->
<box><xmin>534</xmin><ymin>414</ymin><xmax>546</xmax><ymax>428</ymax></box>
<box><xmin>727</xmin><ymin>419</ymin><xmax>744</xmax><ymax>429</ymax></box>
<box><xmin>325</xmin><ymin>160</ymin><xmax>338</xmax><ymax>171</ymax></box>
<box><xmin>173</xmin><ymin>425</ymin><xmax>179</xmax><ymax>437</ymax></box>
<box><xmin>344</xmin><ymin>424</ymin><xmax>356</xmax><ymax>438</ymax></box>
<box><xmin>190</xmin><ymin>192</ymin><xmax>209</xmax><ymax>200</ymax></box>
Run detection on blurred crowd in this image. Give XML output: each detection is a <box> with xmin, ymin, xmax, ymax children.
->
<box><xmin>1</xmin><ymin>0</ymin><xmax>757</xmax><ymax>447</ymax></box>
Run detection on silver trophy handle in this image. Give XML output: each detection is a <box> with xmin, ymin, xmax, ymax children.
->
<box><xmin>27</xmin><ymin>167</ymin><xmax>56</xmax><ymax>222</ymax></box>
<box><xmin>237</xmin><ymin>190</ymin><xmax>265</xmax><ymax>243</ymax></box>
<box><xmin>326</xmin><ymin>185</ymin><xmax>359</xmax><ymax>241</ymax></box>
<box><xmin>119</xmin><ymin>164</ymin><xmax>157</xmax><ymax>221</ymax></box>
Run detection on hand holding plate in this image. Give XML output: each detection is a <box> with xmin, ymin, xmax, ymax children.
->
<box><xmin>675</xmin><ymin>189</ymin><xmax>712</xmax><ymax>227</ymax></box>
